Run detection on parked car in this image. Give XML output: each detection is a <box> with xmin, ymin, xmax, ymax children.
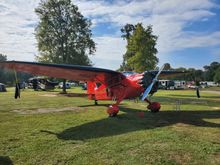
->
<box><xmin>58</xmin><ymin>82</ymin><xmax>71</xmax><ymax>89</ymax></box>
<box><xmin>187</xmin><ymin>85</ymin><xmax>197</xmax><ymax>89</ymax></box>
<box><xmin>28</xmin><ymin>77</ymin><xmax>58</xmax><ymax>90</ymax></box>
<box><xmin>81</xmin><ymin>83</ymin><xmax>87</xmax><ymax>90</ymax></box>
<box><xmin>0</xmin><ymin>83</ymin><xmax>7</xmax><ymax>92</ymax></box>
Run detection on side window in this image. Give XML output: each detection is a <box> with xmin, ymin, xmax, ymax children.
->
<box><xmin>96</xmin><ymin>83</ymin><xmax>101</xmax><ymax>88</ymax></box>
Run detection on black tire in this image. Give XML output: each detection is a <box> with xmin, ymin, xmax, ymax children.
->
<box><xmin>150</xmin><ymin>109</ymin><xmax>160</xmax><ymax>113</ymax></box>
<box><xmin>109</xmin><ymin>113</ymin><xmax>117</xmax><ymax>117</ymax></box>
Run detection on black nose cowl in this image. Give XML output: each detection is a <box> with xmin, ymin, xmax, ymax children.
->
<box><xmin>138</xmin><ymin>71</ymin><xmax>159</xmax><ymax>95</ymax></box>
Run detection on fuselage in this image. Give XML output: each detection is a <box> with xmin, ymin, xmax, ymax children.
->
<box><xmin>87</xmin><ymin>72</ymin><xmax>145</xmax><ymax>101</ymax></box>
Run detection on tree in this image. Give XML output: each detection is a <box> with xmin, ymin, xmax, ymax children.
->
<box><xmin>0</xmin><ymin>53</ymin><xmax>7</xmax><ymax>62</ymax></box>
<box><xmin>120</xmin><ymin>23</ymin><xmax>158</xmax><ymax>72</ymax></box>
<box><xmin>119</xmin><ymin>24</ymin><xmax>135</xmax><ymax>71</ymax></box>
<box><xmin>204</xmin><ymin>62</ymin><xmax>220</xmax><ymax>81</ymax></box>
<box><xmin>121</xmin><ymin>24</ymin><xmax>135</xmax><ymax>41</ymax></box>
<box><xmin>0</xmin><ymin>54</ymin><xmax>7</xmax><ymax>84</ymax></box>
<box><xmin>0</xmin><ymin>54</ymin><xmax>32</xmax><ymax>85</ymax></box>
<box><xmin>164</xmin><ymin>63</ymin><xmax>172</xmax><ymax>70</ymax></box>
<box><xmin>214</xmin><ymin>67</ymin><xmax>220</xmax><ymax>83</ymax></box>
<box><xmin>35</xmin><ymin>0</ymin><xmax>96</xmax><ymax>93</ymax></box>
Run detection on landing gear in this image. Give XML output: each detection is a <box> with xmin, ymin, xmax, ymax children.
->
<box><xmin>147</xmin><ymin>102</ymin><xmax>161</xmax><ymax>113</ymax></box>
<box><xmin>145</xmin><ymin>99</ymin><xmax>161</xmax><ymax>113</ymax></box>
<box><xmin>107</xmin><ymin>104</ymin><xmax>119</xmax><ymax>117</ymax></box>
<box><xmin>94</xmin><ymin>100</ymin><xmax>98</xmax><ymax>105</ymax></box>
<box><xmin>106</xmin><ymin>92</ymin><xmax>124</xmax><ymax>117</ymax></box>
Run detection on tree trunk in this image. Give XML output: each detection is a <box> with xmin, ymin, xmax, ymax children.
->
<box><xmin>62</xmin><ymin>79</ymin><xmax>67</xmax><ymax>94</ymax></box>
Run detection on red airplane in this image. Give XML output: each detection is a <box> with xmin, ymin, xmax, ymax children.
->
<box><xmin>0</xmin><ymin>61</ymin><xmax>185</xmax><ymax>117</ymax></box>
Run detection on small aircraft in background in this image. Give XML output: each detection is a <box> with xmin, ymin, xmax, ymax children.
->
<box><xmin>28</xmin><ymin>77</ymin><xmax>59</xmax><ymax>91</ymax></box>
<box><xmin>0</xmin><ymin>61</ymin><xmax>185</xmax><ymax>117</ymax></box>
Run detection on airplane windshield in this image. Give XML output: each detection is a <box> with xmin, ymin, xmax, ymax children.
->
<box><xmin>122</xmin><ymin>71</ymin><xmax>137</xmax><ymax>76</ymax></box>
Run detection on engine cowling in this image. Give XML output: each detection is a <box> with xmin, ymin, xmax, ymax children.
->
<box><xmin>138</xmin><ymin>72</ymin><xmax>159</xmax><ymax>95</ymax></box>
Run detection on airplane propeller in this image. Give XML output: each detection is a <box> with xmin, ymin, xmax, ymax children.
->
<box><xmin>141</xmin><ymin>64</ymin><xmax>165</xmax><ymax>101</ymax></box>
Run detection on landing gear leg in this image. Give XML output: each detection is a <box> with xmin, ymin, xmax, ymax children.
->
<box><xmin>94</xmin><ymin>100</ymin><xmax>98</xmax><ymax>105</ymax></box>
<box><xmin>107</xmin><ymin>104</ymin><xmax>119</xmax><ymax>117</ymax></box>
<box><xmin>107</xmin><ymin>98</ymin><xmax>123</xmax><ymax>117</ymax></box>
<box><xmin>107</xmin><ymin>91</ymin><xmax>125</xmax><ymax>117</ymax></box>
<box><xmin>144</xmin><ymin>98</ymin><xmax>161</xmax><ymax>113</ymax></box>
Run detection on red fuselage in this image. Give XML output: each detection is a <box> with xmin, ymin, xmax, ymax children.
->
<box><xmin>87</xmin><ymin>73</ymin><xmax>145</xmax><ymax>101</ymax></box>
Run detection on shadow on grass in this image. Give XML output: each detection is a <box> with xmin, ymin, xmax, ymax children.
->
<box><xmin>0</xmin><ymin>156</ymin><xmax>13</xmax><ymax>165</ymax></box>
<box><xmin>78</xmin><ymin>103</ymin><xmax>125</xmax><ymax>107</ymax></box>
<box><xmin>41</xmin><ymin>107</ymin><xmax>220</xmax><ymax>141</ymax></box>
<box><xmin>58</xmin><ymin>93</ymin><xmax>87</xmax><ymax>97</ymax></box>
<box><xmin>153</xmin><ymin>96</ymin><xmax>219</xmax><ymax>105</ymax></box>
<box><xmin>169</xmin><ymin>94</ymin><xmax>220</xmax><ymax>99</ymax></box>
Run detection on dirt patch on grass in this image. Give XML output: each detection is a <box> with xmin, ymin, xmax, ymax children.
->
<box><xmin>58</xmin><ymin>93</ymin><xmax>88</xmax><ymax>97</ymax></box>
<box><xmin>40</xmin><ymin>94</ymin><xmax>57</xmax><ymax>97</ymax></box>
<box><xmin>40</xmin><ymin>93</ymin><xmax>88</xmax><ymax>97</ymax></box>
<box><xmin>169</xmin><ymin>152</ymin><xmax>192</xmax><ymax>165</ymax></box>
<box><xmin>13</xmin><ymin>107</ymin><xmax>87</xmax><ymax>114</ymax></box>
<box><xmin>173</xmin><ymin>123</ymin><xmax>190</xmax><ymax>127</ymax></box>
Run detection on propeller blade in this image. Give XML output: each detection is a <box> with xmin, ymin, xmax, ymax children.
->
<box><xmin>141</xmin><ymin>64</ymin><xmax>165</xmax><ymax>101</ymax></box>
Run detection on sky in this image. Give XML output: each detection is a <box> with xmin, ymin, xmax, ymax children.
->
<box><xmin>0</xmin><ymin>0</ymin><xmax>220</xmax><ymax>70</ymax></box>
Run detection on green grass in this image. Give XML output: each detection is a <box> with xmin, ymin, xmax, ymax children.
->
<box><xmin>201</xmin><ymin>86</ymin><xmax>220</xmax><ymax>91</ymax></box>
<box><xmin>0</xmin><ymin>87</ymin><xmax>220</xmax><ymax>165</ymax></box>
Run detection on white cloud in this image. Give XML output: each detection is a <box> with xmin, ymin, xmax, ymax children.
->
<box><xmin>75</xmin><ymin>0</ymin><xmax>220</xmax><ymax>69</ymax></box>
<box><xmin>76</xmin><ymin>0</ymin><xmax>219</xmax><ymax>54</ymax></box>
<box><xmin>0</xmin><ymin>0</ymin><xmax>39</xmax><ymax>61</ymax></box>
<box><xmin>0</xmin><ymin>0</ymin><xmax>219</xmax><ymax>70</ymax></box>
<box><xmin>90</xmin><ymin>36</ymin><xmax>126</xmax><ymax>69</ymax></box>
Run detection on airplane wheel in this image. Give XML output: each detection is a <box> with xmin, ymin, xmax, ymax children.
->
<box><xmin>147</xmin><ymin>102</ymin><xmax>161</xmax><ymax>113</ymax></box>
<box><xmin>107</xmin><ymin>104</ymin><xmax>119</xmax><ymax>117</ymax></box>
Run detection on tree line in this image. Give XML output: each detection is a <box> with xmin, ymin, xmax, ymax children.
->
<box><xmin>118</xmin><ymin>23</ymin><xmax>220</xmax><ymax>83</ymax></box>
<box><xmin>0</xmin><ymin>54</ymin><xmax>33</xmax><ymax>85</ymax></box>
<box><xmin>1</xmin><ymin>52</ymin><xmax>219</xmax><ymax>85</ymax></box>
<box><xmin>163</xmin><ymin>62</ymin><xmax>220</xmax><ymax>83</ymax></box>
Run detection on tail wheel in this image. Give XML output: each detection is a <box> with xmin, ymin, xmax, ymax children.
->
<box><xmin>107</xmin><ymin>104</ymin><xmax>119</xmax><ymax>117</ymax></box>
<box><xmin>147</xmin><ymin>102</ymin><xmax>161</xmax><ymax>113</ymax></box>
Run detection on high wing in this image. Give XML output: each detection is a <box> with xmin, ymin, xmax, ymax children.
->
<box><xmin>148</xmin><ymin>70</ymin><xmax>187</xmax><ymax>78</ymax></box>
<box><xmin>0</xmin><ymin>61</ymin><xmax>124</xmax><ymax>86</ymax></box>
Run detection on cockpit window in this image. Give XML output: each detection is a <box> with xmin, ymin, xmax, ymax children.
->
<box><xmin>96</xmin><ymin>82</ymin><xmax>101</xmax><ymax>88</ymax></box>
<box><xmin>122</xmin><ymin>71</ymin><xmax>137</xmax><ymax>76</ymax></box>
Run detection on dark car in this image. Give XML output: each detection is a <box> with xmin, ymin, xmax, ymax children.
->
<box><xmin>0</xmin><ymin>83</ymin><xmax>7</xmax><ymax>92</ymax></box>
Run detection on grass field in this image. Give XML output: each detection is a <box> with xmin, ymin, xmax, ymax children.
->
<box><xmin>0</xmin><ymin>87</ymin><xmax>219</xmax><ymax>165</ymax></box>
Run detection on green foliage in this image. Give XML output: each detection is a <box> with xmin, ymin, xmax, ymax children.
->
<box><xmin>0</xmin><ymin>54</ymin><xmax>14</xmax><ymax>85</ymax></box>
<box><xmin>120</xmin><ymin>23</ymin><xmax>158</xmax><ymax>72</ymax></box>
<box><xmin>163</xmin><ymin>63</ymin><xmax>172</xmax><ymax>70</ymax></box>
<box><xmin>186</xmin><ymin>68</ymin><xmax>204</xmax><ymax>82</ymax></box>
<box><xmin>204</xmin><ymin>62</ymin><xmax>220</xmax><ymax>81</ymax></box>
<box><xmin>35</xmin><ymin>0</ymin><xmax>95</xmax><ymax>65</ymax></box>
<box><xmin>0</xmin><ymin>54</ymin><xmax>7</xmax><ymax>83</ymax></box>
<box><xmin>35</xmin><ymin>0</ymin><xmax>96</xmax><ymax>92</ymax></box>
<box><xmin>0</xmin><ymin>54</ymin><xmax>32</xmax><ymax>85</ymax></box>
<box><xmin>214</xmin><ymin>67</ymin><xmax>220</xmax><ymax>83</ymax></box>
<box><xmin>0</xmin><ymin>53</ymin><xmax>7</xmax><ymax>62</ymax></box>
<box><xmin>171</xmin><ymin>62</ymin><xmax>220</xmax><ymax>82</ymax></box>
<box><xmin>121</xmin><ymin>23</ymin><xmax>135</xmax><ymax>40</ymax></box>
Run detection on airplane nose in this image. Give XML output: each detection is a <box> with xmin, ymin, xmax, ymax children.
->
<box><xmin>138</xmin><ymin>71</ymin><xmax>154</xmax><ymax>88</ymax></box>
<box><xmin>138</xmin><ymin>71</ymin><xmax>159</xmax><ymax>94</ymax></box>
